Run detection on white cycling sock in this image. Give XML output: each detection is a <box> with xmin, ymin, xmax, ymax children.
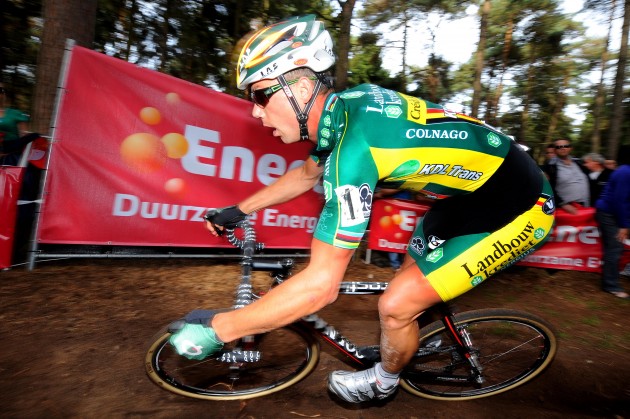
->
<box><xmin>374</xmin><ymin>362</ymin><xmax>399</xmax><ymax>389</ymax></box>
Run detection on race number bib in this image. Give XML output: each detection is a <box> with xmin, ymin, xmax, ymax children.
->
<box><xmin>335</xmin><ymin>185</ymin><xmax>365</xmax><ymax>227</ymax></box>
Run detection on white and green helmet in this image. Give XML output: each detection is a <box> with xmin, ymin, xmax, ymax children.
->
<box><xmin>236</xmin><ymin>15</ymin><xmax>335</xmax><ymax>90</ymax></box>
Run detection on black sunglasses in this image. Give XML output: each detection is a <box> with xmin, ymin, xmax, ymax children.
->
<box><xmin>249</xmin><ymin>82</ymin><xmax>287</xmax><ymax>108</ymax></box>
<box><xmin>249</xmin><ymin>76</ymin><xmax>318</xmax><ymax>108</ymax></box>
<box><xmin>555</xmin><ymin>144</ymin><xmax>571</xmax><ymax>149</ymax></box>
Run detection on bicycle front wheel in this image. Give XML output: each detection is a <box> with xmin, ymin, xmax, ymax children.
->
<box><xmin>145</xmin><ymin>324</ymin><xmax>320</xmax><ymax>400</ymax></box>
<box><xmin>401</xmin><ymin>308</ymin><xmax>557</xmax><ymax>401</ymax></box>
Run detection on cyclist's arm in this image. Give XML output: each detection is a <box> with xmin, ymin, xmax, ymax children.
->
<box><xmin>212</xmin><ymin>238</ymin><xmax>353</xmax><ymax>342</ymax></box>
<box><xmin>239</xmin><ymin>157</ymin><xmax>323</xmax><ymax>214</ymax></box>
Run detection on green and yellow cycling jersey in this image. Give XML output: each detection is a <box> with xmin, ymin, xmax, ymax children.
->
<box><xmin>311</xmin><ymin>84</ymin><xmax>515</xmax><ymax>249</ymax></box>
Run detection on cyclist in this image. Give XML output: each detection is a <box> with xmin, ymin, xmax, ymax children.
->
<box><xmin>169</xmin><ymin>15</ymin><xmax>556</xmax><ymax>403</ymax></box>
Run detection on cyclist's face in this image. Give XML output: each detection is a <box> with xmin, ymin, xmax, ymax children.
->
<box><xmin>249</xmin><ymin>79</ymin><xmax>302</xmax><ymax>144</ymax></box>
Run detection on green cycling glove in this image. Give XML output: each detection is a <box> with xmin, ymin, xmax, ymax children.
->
<box><xmin>169</xmin><ymin>323</ymin><xmax>224</xmax><ymax>360</ymax></box>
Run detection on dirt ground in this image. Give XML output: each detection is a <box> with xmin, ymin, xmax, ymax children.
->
<box><xmin>1</xmin><ymin>252</ymin><xmax>629</xmax><ymax>419</ymax></box>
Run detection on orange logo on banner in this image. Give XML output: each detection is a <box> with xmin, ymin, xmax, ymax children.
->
<box><xmin>120</xmin><ymin>132</ymin><xmax>167</xmax><ymax>172</ymax></box>
<box><xmin>121</xmin><ymin>100</ymin><xmax>191</xmax><ymax>194</ymax></box>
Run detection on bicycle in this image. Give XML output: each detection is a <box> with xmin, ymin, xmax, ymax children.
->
<box><xmin>145</xmin><ymin>221</ymin><xmax>558</xmax><ymax>401</ymax></box>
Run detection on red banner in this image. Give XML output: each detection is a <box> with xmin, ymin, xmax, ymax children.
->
<box><xmin>367</xmin><ymin>199</ymin><xmax>630</xmax><ymax>273</ymax></box>
<box><xmin>0</xmin><ymin>167</ymin><xmax>24</xmax><ymax>268</ymax></box>
<box><xmin>37</xmin><ymin>47</ymin><xmax>323</xmax><ymax>249</ymax></box>
<box><xmin>518</xmin><ymin>207</ymin><xmax>602</xmax><ymax>272</ymax></box>
<box><xmin>367</xmin><ymin>199</ymin><xmax>430</xmax><ymax>252</ymax></box>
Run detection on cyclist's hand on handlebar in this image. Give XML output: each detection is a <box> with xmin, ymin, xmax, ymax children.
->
<box><xmin>204</xmin><ymin>205</ymin><xmax>247</xmax><ymax>236</ymax></box>
<box><xmin>168</xmin><ymin>309</ymin><xmax>224</xmax><ymax>360</ymax></box>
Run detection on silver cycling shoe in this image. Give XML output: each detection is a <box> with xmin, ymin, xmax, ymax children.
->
<box><xmin>328</xmin><ymin>366</ymin><xmax>398</xmax><ymax>403</ymax></box>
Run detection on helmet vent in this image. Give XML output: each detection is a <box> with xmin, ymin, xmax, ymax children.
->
<box><xmin>308</xmin><ymin>22</ymin><xmax>322</xmax><ymax>41</ymax></box>
<box><xmin>267</xmin><ymin>40</ymin><xmax>293</xmax><ymax>57</ymax></box>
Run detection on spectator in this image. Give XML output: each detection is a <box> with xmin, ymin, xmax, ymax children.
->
<box><xmin>542</xmin><ymin>139</ymin><xmax>590</xmax><ymax>214</ymax></box>
<box><xmin>0</xmin><ymin>83</ymin><xmax>36</xmax><ymax>166</ymax></box>
<box><xmin>0</xmin><ymin>83</ymin><xmax>42</xmax><ymax>264</ymax></box>
<box><xmin>604</xmin><ymin>159</ymin><xmax>617</xmax><ymax>170</ymax></box>
<box><xmin>543</xmin><ymin>143</ymin><xmax>557</xmax><ymax>164</ymax></box>
<box><xmin>595</xmin><ymin>145</ymin><xmax>630</xmax><ymax>299</ymax></box>
<box><xmin>582</xmin><ymin>152</ymin><xmax>614</xmax><ymax>205</ymax></box>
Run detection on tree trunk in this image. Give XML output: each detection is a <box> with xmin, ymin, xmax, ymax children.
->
<box><xmin>487</xmin><ymin>14</ymin><xmax>513</xmax><ymax>126</ymax></box>
<box><xmin>545</xmin><ymin>72</ymin><xmax>568</xmax><ymax>143</ymax></box>
<box><xmin>591</xmin><ymin>0</ymin><xmax>615</xmax><ymax>154</ymax></box>
<box><xmin>124</xmin><ymin>0</ymin><xmax>139</xmax><ymax>62</ymax></box>
<box><xmin>31</xmin><ymin>0</ymin><xmax>97</xmax><ymax>135</ymax></box>
<box><xmin>519</xmin><ymin>54</ymin><xmax>536</xmax><ymax>143</ymax></box>
<box><xmin>471</xmin><ymin>0</ymin><xmax>490</xmax><ymax>118</ymax></box>
<box><xmin>607</xmin><ymin>0</ymin><xmax>630</xmax><ymax>160</ymax></box>
<box><xmin>158</xmin><ymin>0</ymin><xmax>174</xmax><ymax>72</ymax></box>
<box><xmin>401</xmin><ymin>9</ymin><xmax>409</xmax><ymax>90</ymax></box>
<box><xmin>334</xmin><ymin>0</ymin><xmax>356</xmax><ymax>91</ymax></box>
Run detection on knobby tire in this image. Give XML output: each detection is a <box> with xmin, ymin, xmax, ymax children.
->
<box><xmin>401</xmin><ymin>308</ymin><xmax>557</xmax><ymax>400</ymax></box>
<box><xmin>145</xmin><ymin>324</ymin><xmax>320</xmax><ymax>400</ymax></box>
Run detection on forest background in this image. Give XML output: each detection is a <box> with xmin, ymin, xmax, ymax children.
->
<box><xmin>1</xmin><ymin>0</ymin><xmax>628</xmax><ymax>164</ymax></box>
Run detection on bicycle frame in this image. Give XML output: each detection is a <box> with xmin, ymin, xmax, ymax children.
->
<box><xmin>226</xmin><ymin>223</ymin><xmax>484</xmax><ymax>380</ymax></box>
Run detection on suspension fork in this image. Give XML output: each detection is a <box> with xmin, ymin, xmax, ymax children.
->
<box><xmin>436</xmin><ymin>303</ymin><xmax>485</xmax><ymax>384</ymax></box>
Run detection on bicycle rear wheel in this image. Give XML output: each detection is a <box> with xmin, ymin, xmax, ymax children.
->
<box><xmin>401</xmin><ymin>308</ymin><xmax>557</xmax><ymax>401</ymax></box>
<box><xmin>145</xmin><ymin>324</ymin><xmax>320</xmax><ymax>400</ymax></box>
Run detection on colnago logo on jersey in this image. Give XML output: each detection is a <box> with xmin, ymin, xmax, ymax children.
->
<box><xmin>405</xmin><ymin>129</ymin><xmax>469</xmax><ymax>140</ymax></box>
<box><xmin>461</xmin><ymin>221</ymin><xmax>542</xmax><ymax>281</ymax></box>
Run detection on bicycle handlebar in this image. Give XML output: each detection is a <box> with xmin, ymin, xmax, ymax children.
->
<box><xmin>224</xmin><ymin>221</ymin><xmax>264</xmax><ymax>254</ymax></box>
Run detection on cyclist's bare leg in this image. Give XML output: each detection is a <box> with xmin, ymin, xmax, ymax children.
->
<box><xmin>327</xmin><ymin>255</ymin><xmax>442</xmax><ymax>402</ymax></box>
<box><xmin>378</xmin><ymin>255</ymin><xmax>442</xmax><ymax>374</ymax></box>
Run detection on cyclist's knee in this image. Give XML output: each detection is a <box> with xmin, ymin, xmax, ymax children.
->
<box><xmin>378</xmin><ymin>268</ymin><xmax>440</xmax><ymax>328</ymax></box>
<box><xmin>378</xmin><ymin>293</ymin><xmax>421</xmax><ymax>329</ymax></box>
